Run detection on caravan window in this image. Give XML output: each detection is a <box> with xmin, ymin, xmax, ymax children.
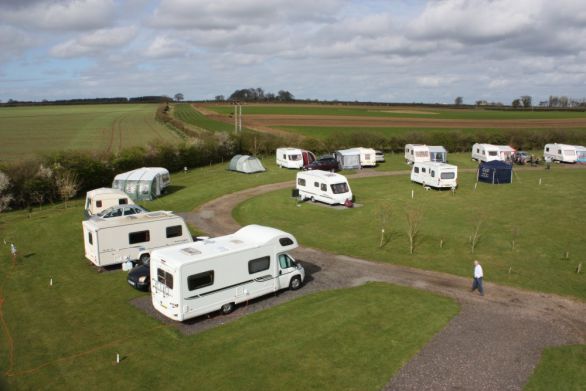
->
<box><xmin>96</xmin><ymin>200</ymin><xmax>102</xmax><ymax>208</ymax></box>
<box><xmin>441</xmin><ymin>172</ymin><xmax>455</xmax><ymax>179</ymax></box>
<box><xmin>564</xmin><ymin>150</ymin><xmax>575</xmax><ymax>156</ymax></box>
<box><xmin>289</xmin><ymin>154</ymin><xmax>301</xmax><ymax>161</ymax></box>
<box><xmin>279</xmin><ymin>237</ymin><xmax>294</xmax><ymax>246</ymax></box>
<box><xmin>88</xmin><ymin>232</ymin><xmax>93</xmax><ymax>245</ymax></box>
<box><xmin>157</xmin><ymin>268</ymin><xmax>174</xmax><ymax>289</ymax></box>
<box><xmin>488</xmin><ymin>151</ymin><xmax>498</xmax><ymax>156</ymax></box>
<box><xmin>187</xmin><ymin>271</ymin><xmax>214</xmax><ymax>291</ymax></box>
<box><xmin>422</xmin><ymin>167</ymin><xmax>426</xmax><ymax>173</ymax></box>
<box><xmin>249</xmin><ymin>256</ymin><xmax>270</xmax><ymax>274</ymax></box>
<box><xmin>431</xmin><ymin>170</ymin><xmax>435</xmax><ymax>178</ymax></box>
<box><xmin>414</xmin><ymin>167</ymin><xmax>419</xmax><ymax>173</ymax></box>
<box><xmin>321</xmin><ymin>183</ymin><xmax>327</xmax><ymax>191</ymax></box>
<box><xmin>415</xmin><ymin>151</ymin><xmax>429</xmax><ymax>158</ymax></box>
<box><xmin>279</xmin><ymin>254</ymin><xmax>296</xmax><ymax>269</ymax></box>
<box><xmin>129</xmin><ymin>230</ymin><xmax>150</xmax><ymax>244</ymax></box>
<box><xmin>297</xmin><ymin>178</ymin><xmax>306</xmax><ymax>186</ymax></box>
<box><xmin>118</xmin><ymin>198</ymin><xmax>128</xmax><ymax>205</ymax></box>
<box><xmin>166</xmin><ymin>225</ymin><xmax>183</xmax><ymax>238</ymax></box>
<box><xmin>476</xmin><ymin>148</ymin><xmax>480</xmax><ymax>153</ymax></box>
<box><xmin>331</xmin><ymin>183</ymin><xmax>349</xmax><ymax>194</ymax></box>
<box><xmin>314</xmin><ymin>182</ymin><xmax>319</xmax><ymax>188</ymax></box>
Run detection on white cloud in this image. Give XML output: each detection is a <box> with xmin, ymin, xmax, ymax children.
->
<box><xmin>0</xmin><ymin>26</ymin><xmax>36</xmax><ymax>61</ymax></box>
<box><xmin>144</xmin><ymin>36</ymin><xmax>188</xmax><ymax>59</ymax></box>
<box><xmin>50</xmin><ymin>26</ymin><xmax>137</xmax><ymax>58</ymax></box>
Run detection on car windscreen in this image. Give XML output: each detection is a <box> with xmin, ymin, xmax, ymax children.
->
<box><xmin>331</xmin><ymin>182</ymin><xmax>349</xmax><ymax>194</ymax></box>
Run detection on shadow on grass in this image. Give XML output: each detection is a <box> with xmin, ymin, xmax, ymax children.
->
<box><xmin>163</xmin><ymin>185</ymin><xmax>186</xmax><ymax>196</ymax></box>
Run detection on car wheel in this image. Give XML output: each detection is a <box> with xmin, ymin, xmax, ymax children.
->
<box><xmin>220</xmin><ymin>302</ymin><xmax>235</xmax><ymax>315</ymax></box>
<box><xmin>289</xmin><ymin>276</ymin><xmax>302</xmax><ymax>290</ymax></box>
<box><xmin>139</xmin><ymin>253</ymin><xmax>150</xmax><ymax>264</ymax></box>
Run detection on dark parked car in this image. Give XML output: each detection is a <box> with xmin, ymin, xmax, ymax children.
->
<box><xmin>303</xmin><ymin>155</ymin><xmax>339</xmax><ymax>171</ymax></box>
<box><xmin>127</xmin><ymin>260</ymin><xmax>150</xmax><ymax>291</ymax></box>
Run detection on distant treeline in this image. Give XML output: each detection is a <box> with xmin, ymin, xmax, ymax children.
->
<box><xmin>0</xmin><ymin>96</ymin><xmax>173</xmax><ymax>107</ymax></box>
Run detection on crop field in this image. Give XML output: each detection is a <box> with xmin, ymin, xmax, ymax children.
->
<box><xmin>0</xmin><ymin>163</ymin><xmax>458</xmax><ymax>390</ymax></box>
<box><xmin>235</xmin><ymin>168</ymin><xmax>586</xmax><ymax>300</ymax></box>
<box><xmin>0</xmin><ymin>104</ymin><xmax>182</xmax><ymax>162</ymax></box>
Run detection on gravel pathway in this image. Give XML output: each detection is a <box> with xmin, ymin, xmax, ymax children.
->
<box><xmin>136</xmin><ymin>167</ymin><xmax>586</xmax><ymax>391</ymax></box>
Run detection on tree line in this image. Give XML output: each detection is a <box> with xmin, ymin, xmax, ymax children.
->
<box><xmin>215</xmin><ymin>87</ymin><xmax>295</xmax><ymax>102</ymax></box>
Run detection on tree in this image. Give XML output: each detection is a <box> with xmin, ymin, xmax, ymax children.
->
<box><xmin>470</xmin><ymin>219</ymin><xmax>484</xmax><ymax>253</ymax></box>
<box><xmin>454</xmin><ymin>96</ymin><xmax>463</xmax><ymax>105</ymax></box>
<box><xmin>405</xmin><ymin>208</ymin><xmax>423</xmax><ymax>255</ymax></box>
<box><xmin>215</xmin><ymin>95</ymin><xmax>225</xmax><ymax>101</ymax></box>
<box><xmin>174</xmin><ymin>93</ymin><xmax>184</xmax><ymax>102</ymax></box>
<box><xmin>0</xmin><ymin>171</ymin><xmax>12</xmax><ymax>212</ymax></box>
<box><xmin>55</xmin><ymin>170</ymin><xmax>79</xmax><ymax>208</ymax></box>
<box><xmin>277</xmin><ymin>90</ymin><xmax>294</xmax><ymax>101</ymax></box>
<box><xmin>512</xmin><ymin>99</ymin><xmax>522</xmax><ymax>109</ymax></box>
<box><xmin>376</xmin><ymin>202</ymin><xmax>393</xmax><ymax>248</ymax></box>
<box><xmin>521</xmin><ymin>95</ymin><xmax>532</xmax><ymax>108</ymax></box>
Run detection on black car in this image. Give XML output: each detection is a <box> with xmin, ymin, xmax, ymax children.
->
<box><xmin>304</xmin><ymin>155</ymin><xmax>339</xmax><ymax>171</ymax></box>
<box><xmin>127</xmin><ymin>260</ymin><xmax>150</xmax><ymax>291</ymax></box>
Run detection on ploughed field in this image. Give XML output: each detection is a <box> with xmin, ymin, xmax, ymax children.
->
<box><xmin>0</xmin><ymin>104</ymin><xmax>181</xmax><ymax>161</ymax></box>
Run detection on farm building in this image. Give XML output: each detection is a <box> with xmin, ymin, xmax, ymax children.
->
<box><xmin>477</xmin><ymin>161</ymin><xmax>513</xmax><ymax>184</ymax></box>
<box><xmin>112</xmin><ymin>167</ymin><xmax>170</xmax><ymax>201</ymax></box>
<box><xmin>228</xmin><ymin>155</ymin><xmax>266</xmax><ymax>174</ymax></box>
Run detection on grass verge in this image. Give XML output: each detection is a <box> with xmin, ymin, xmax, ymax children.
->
<box><xmin>524</xmin><ymin>345</ymin><xmax>586</xmax><ymax>391</ymax></box>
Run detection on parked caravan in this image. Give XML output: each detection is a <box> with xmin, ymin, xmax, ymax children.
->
<box><xmin>112</xmin><ymin>167</ymin><xmax>170</xmax><ymax>201</ymax></box>
<box><xmin>497</xmin><ymin>145</ymin><xmax>516</xmax><ymax>163</ymax></box>
<box><xmin>471</xmin><ymin>143</ymin><xmax>501</xmax><ymax>162</ymax></box>
<box><xmin>543</xmin><ymin>143</ymin><xmax>578</xmax><ymax>163</ymax></box>
<box><xmin>411</xmin><ymin>162</ymin><xmax>458</xmax><ymax>189</ymax></box>
<box><xmin>82</xmin><ymin>211</ymin><xmax>192</xmax><ymax>267</ymax></box>
<box><xmin>150</xmin><ymin>225</ymin><xmax>305</xmax><ymax>321</ymax></box>
<box><xmin>355</xmin><ymin>147</ymin><xmax>377</xmax><ymax>167</ymax></box>
<box><xmin>296</xmin><ymin>170</ymin><xmax>353</xmax><ymax>205</ymax></box>
<box><xmin>276</xmin><ymin>148</ymin><xmax>316</xmax><ymax>169</ymax></box>
<box><xmin>335</xmin><ymin>149</ymin><xmax>361</xmax><ymax>170</ymax></box>
<box><xmin>228</xmin><ymin>155</ymin><xmax>266</xmax><ymax>173</ymax></box>
<box><xmin>575</xmin><ymin>146</ymin><xmax>586</xmax><ymax>163</ymax></box>
<box><xmin>428</xmin><ymin>146</ymin><xmax>448</xmax><ymax>163</ymax></box>
<box><xmin>85</xmin><ymin>188</ymin><xmax>134</xmax><ymax>217</ymax></box>
<box><xmin>477</xmin><ymin>161</ymin><xmax>513</xmax><ymax>184</ymax></box>
<box><xmin>404</xmin><ymin>144</ymin><xmax>430</xmax><ymax>164</ymax></box>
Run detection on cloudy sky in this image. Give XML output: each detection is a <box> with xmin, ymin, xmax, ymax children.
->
<box><xmin>1</xmin><ymin>0</ymin><xmax>585</xmax><ymax>104</ymax></box>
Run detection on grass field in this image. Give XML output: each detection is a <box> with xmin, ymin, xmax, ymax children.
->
<box><xmin>0</xmin><ymin>169</ymin><xmax>458</xmax><ymax>389</ymax></box>
<box><xmin>234</xmin><ymin>168</ymin><xmax>586</xmax><ymax>300</ymax></box>
<box><xmin>524</xmin><ymin>345</ymin><xmax>586</xmax><ymax>391</ymax></box>
<box><xmin>204</xmin><ymin>103</ymin><xmax>586</xmax><ymax>120</ymax></box>
<box><xmin>0</xmin><ymin>104</ymin><xmax>181</xmax><ymax>161</ymax></box>
<box><xmin>173</xmin><ymin>104</ymin><xmax>236</xmax><ymax>133</ymax></box>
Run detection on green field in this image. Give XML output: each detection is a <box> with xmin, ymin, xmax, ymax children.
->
<box><xmin>173</xmin><ymin>104</ymin><xmax>236</xmax><ymax>133</ymax></box>
<box><xmin>0</xmin><ymin>162</ymin><xmax>458</xmax><ymax>389</ymax></box>
<box><xmin>204</xmin><ymin>104</ymin><xmax>586</xmax><ymax>120</ymax></box>
<box><xmin>524</xmin><ymin>345</ymin><xmax>586</xmax><ymax>391</ymax></box>
<box><xmin>235</xmin><ymin>168</ymin><xmax>586</xmax><ymax>299</ymax></box>
<box><xmin>0</xmin><ymin>104</ymin><xmax>181</xmax><ymax>161</ymax></box>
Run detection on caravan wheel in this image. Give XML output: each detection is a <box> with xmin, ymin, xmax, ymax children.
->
<box><xmin>220</xmin><ymin>302</ymin><xmax>235</xmax><ymax>315</ymax></box>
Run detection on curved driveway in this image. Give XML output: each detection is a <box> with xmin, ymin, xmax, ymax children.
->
<box><xmin>184</xmin><ymin>168</ymin><xmax>586</xmax><ymax>391</ymax></box>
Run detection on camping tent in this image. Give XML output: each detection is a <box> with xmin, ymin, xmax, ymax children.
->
<box><xmin>335</xmin><ymin>149</ymin><xmax>361</xmax><ymax>170</ymax></box>
<box><xmin>112</xmin><ymin>167</ymin><xmax>170</xmax><ymax>201</ymax></box>
<box><xmin>477</xmin><ymin>161</ymin><xmax>512</xmax><ymax>184</ymax></box>
<box><xmin>428</xmin><ymin>146</ymin><xmax>448</xmax><ymax>163</ymax></box>
<box><xmin>228</xmin><ymin>155</ymin><xmax>266</xmax><ymax>173</ymax></box>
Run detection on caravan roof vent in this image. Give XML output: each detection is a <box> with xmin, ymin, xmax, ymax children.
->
<box><xmin>181</xmin><ymin>247</ymin><xmax>202</xmax><ymax>256</ymax></box>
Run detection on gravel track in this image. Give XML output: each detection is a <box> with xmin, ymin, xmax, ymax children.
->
<box><xmin>136</xmin><ymin>167</ymin><xmax>586</xmax><ymax>391</ymax></box>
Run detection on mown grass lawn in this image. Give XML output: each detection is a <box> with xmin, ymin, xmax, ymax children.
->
<box><xmin>235</xmin><ymin>167</ymin><xmax>586</xmax><ymax>300</ymax></box>
<box><xmin>524</xmin><ymin>345</ymin><xmax>586</xmax><ymax>391</ymax></box>
<box><xmin>0</xmin><ymin>104</ymin><xmax>180</xmax><ymax>161</ymax></box>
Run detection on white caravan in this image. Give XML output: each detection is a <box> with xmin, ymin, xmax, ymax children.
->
<box><xmin>276</xmin><ymin>148</ymin><xmax>316</xmax><ymax>169</ymax></box>
<box><xmin>82</xmin><ymin>211</ymin><xmax>192</xmax><ymax>267</ymax></box>
<box><xmin>411</xmin><ymin>162</ymin><xmax>458</xmax><ymax>189</ymax></box>
<box><xmin>354</xmin><ymin>147</ymin><xmax>377</xmax><ymax>167</ymax></box>
<box><xmin>497</xmin><ymin>145</ymin><xmax>516</xmax><ymax>162</ymax></box>
<box><xmin>543</xmin><ymin>143</ymin><xmax>577</xmax><ymax>163</ymax></box>
<box><xmin>471</xmin><ymin>143</ymin><xmax>501</xmax><ymax>162</ymax></box>
<box><xmin>150</xmin><ymin>225</ymin><xmax>305</xmax><ymax>321</ymax></box>
<box><xmin>405</xmin><ymin>144</ymin><xmax>430</xmax><ymax>164</ymax></box>
<box><xmin>112</xmin><ymin>167</ymin><xmax>171</xmax><ymax>201</ymax></box>
<box><xmin>296</xmin><ymin>170</ymin><xmax>352</xmax><ymax>205</ymax></box>
<box><xmin>84</xmin><ymin>188</ymin><xmax>134</xmax><ymax>217</ymax></box>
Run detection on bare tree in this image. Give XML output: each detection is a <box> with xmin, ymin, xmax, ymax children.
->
<box><xmin>376</xmin><ymin>202</ymin><xmax>392</xmax><ymax>248</ymax></box>
<box><xmin>470</xmin><ymin>219</ymin><xmax>484</xmax><ymax>253</ymax></box>
<box><xmin>55</xmin><ymin>171</ymin><xmax>79</xmax><ymax>208</ymax></box>
<box><xmin>0</xmin><ymin>171</ymin><xmax>12</xmax><ymax>212</ymax></box>
<box><xmin>405</xmin><ymin>208</ymin><xmax>423</xmax><ymax>255</ymax></box>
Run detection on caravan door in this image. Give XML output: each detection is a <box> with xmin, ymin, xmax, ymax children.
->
<box><xmin>277</xmin><ymin>253</ymin><xmax>299</xmax><ymax>289</ymax></box>
<box><xmin>302</xmin><ymin>151</ymin><xmax>316</xmax><ymax>166</ymax></box>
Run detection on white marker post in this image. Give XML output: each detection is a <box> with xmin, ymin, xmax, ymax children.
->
<box><xmin>411</xmin><ymin>189</ymin><xmax>414</xmax><ymax>199</ymax></box>
<box><xmin>116</xmin><ymin>353</ymin><xmax>120</xmax><ymax>364</ymax></box>
<box><xmin>49</xmin><ymin>278</ymin><xmax>53</xmax><ymax>286</ymax></box>
<box><xmin>539</xmin><ymin>178</ymin><xmax>542</xmax><ymax>185</ymax></box>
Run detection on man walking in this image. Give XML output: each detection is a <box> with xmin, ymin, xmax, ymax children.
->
<box><xmin>471</xmin><ymin>260</ymin><xmax>484</xmax><ymax>296</ymax></box>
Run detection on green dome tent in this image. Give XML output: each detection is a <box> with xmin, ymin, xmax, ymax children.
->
<box><xmin>228</xmin><ymin>155</ymin><xmax>266</xmax><ymax>174</ymax></box>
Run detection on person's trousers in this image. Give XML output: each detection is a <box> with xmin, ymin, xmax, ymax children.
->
<box><xmin>472</xmin><ymin>277</ymin><xmax>484</xmax><ymax>295</ymax></box>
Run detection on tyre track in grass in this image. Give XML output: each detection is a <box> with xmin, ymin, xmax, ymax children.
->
<box><xmin>179</xmin><ymin>166</ymin><xmax>586</xmax><ymax>391</ymax></box>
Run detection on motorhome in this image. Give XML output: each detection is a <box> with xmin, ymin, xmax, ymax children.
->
<box><xmin>150</xmin><ymin>225</ymin><xmax>305</xmax><ymax>321</ymax></box>
<box><xmin>411</xmin><ymin>162</ymin><xmax>458</xmax><ymax>189</ymax></box>
<box><xmin>296</xmin><ymin>170</ymin><xmax>353</xmax><ymax>205</ymax></box>
<box><xmin>543</xmin><ymin>143</ymin><xmax>578</xmax><ymax>163</ymax></box>
<box><xmin>84</xmin><ymin>188</ymin><xmax>134</xmax><ymax>217</ymax></box>
<box><xmin>82</xmin><ymin>211</ymin><xmax>192</xmax><ymax>267</ymax></box>
<box><xmin>334</xmin><ymin>149</ymin><xmax>361</xmax><ymax>169</ymax></box>
<box><xmin>404</xmin><ymin>144</ymin><xmax>430</xmax><ymax>164</ymax></box>
<box><xmin>276</xmin><ymin>148</ymin><xmax>316</xmax><ymax>169</ymax></box>
<box><xmin>112</xmin><ymin>167</ymin><xmax>171</xmax><ymax>201</ymax></box>
<box><xmin>471</xmin><ymin>143</ymin><xmax>501</xmax><ymax>162</ymax></box>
